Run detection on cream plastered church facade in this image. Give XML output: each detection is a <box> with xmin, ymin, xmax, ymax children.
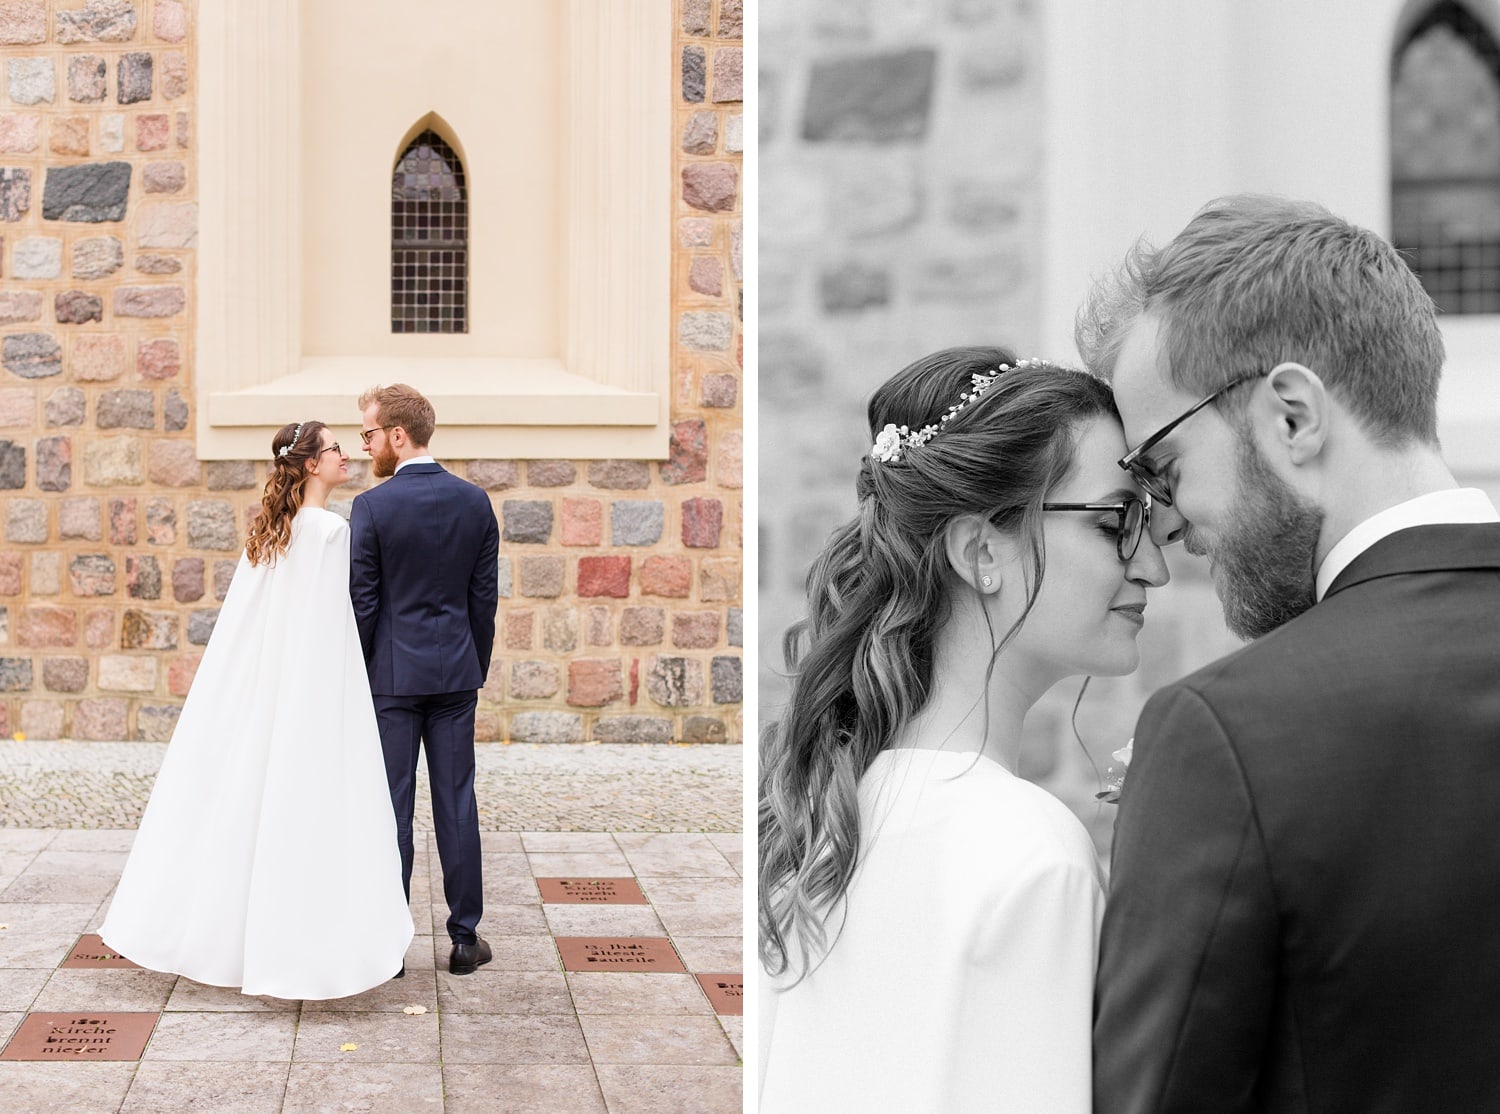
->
<box><xmin>0</xmin><ymin>0</ymin><xmax>743</xmax><ymax>746</ymax></box>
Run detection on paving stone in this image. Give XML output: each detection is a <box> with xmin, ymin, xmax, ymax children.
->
<box><xmin>120</xmin><ymin>1062</ymin><xmax>288</xmax><ymax>1114</ymax></box>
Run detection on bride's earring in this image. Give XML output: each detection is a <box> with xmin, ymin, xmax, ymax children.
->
<box><xmin>980</xmin><ymin>575</ymin><xmax>993</xmax><ymax>590</ymax></box>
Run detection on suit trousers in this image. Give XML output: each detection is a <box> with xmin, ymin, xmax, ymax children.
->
<box><xmin>374</xmin><ymin>691</ymin><xmax>483</xmax><ymax>944</ymax></box>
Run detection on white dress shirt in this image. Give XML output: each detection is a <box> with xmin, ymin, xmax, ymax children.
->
<box><xmin>1315</xmin><ymin>487</ymin><xmax>1499</xmax><ymax>600</ymax></box>
<box><xmin>394</xmin><ymin>454</ymin><xmax>436</xmax><ymax>474</ymax></box>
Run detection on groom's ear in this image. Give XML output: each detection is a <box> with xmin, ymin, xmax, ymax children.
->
<box><xmin>942</xmin><ymin>514</ymin><xmax>1008</xmax><ymax>594</ymax></box>
<box><xmin>1260</xmin><ymin>362</ymin><xmax>1329</xmax><ymax>467</ymax></box>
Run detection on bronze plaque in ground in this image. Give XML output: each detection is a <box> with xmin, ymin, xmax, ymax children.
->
<box><xmin>0</xmin><ymin>1013</ymin><xmax>158</xmax><ymax>1061</ymax></box>
<box><xmin>60</xmin><ymin>934</ymin><xmax>142</xmax><ymax>969</ymax></box>
<box><xmin>695</xmin><ymin>973</ymin><xmax>743</xmax><ymax>1015</ymax></box>
<box><xmin>537</xmin><ymin>878</ymin><xmax>649</xmax><ymax>905</ymax></box>
<box><xmin>555</xmin><ymin>937</ymin><xmax>687</xmax><ymax>973</ymax></box>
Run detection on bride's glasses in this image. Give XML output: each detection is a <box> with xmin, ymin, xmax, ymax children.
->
<box><xmin>317</xmin><ymin>443</ymin><xmax>343</xmax><ymax>457</ymax></box>
<box><xmin>1042</xmin><ymin>496</ymin><xmax>1149</xmax><ymax>561</ymax></box>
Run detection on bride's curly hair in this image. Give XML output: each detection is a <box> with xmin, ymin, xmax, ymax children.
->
<box><xmin>244</xmin><ymin>421</ymin><xmax>327</xmax><ymax>567</ymax></box>
<box><xmin>757</xmin><ymin>346</ymin><xmax>1117</xmax><ymax>982</ymax></box>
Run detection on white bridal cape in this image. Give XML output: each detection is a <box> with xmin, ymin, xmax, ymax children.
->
<box><xmin>759</xmin><ymin>747</ymin><xmax>1105</xmax><ymax>1113</ymax></box>
<box><xmin>101</xmin><ymin>507</ymin><xmax>413</xmax><ymax>999</ymax></box>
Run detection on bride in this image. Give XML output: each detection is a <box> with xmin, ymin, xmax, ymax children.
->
<box><xmin>758</xmin><ymin>347</ymin><xmax>1169</xmax><ymax>1111</ymax></box>
<box><xmin>101</xmin><ymin>421</ymin><xmax>413</xmax><ymax>1000</ymax></box>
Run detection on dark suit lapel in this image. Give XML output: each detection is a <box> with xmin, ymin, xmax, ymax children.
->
<box><xmin>1325</xmin><ymin>523</ymin><xmax>1500</xmax><ymax>599</ymax></box>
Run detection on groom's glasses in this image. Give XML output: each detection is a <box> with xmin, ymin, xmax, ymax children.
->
<box><xmin>1042</xmin><ymin>496</ymin><xmax>1149</xmax><ymax>561</ymax></box>
<box><xmin>360</xmin><ymin>425</ymin><xmax>395</xmax><ymax>445</ymax></box>
<box><xmin>1117</xmin><ymin>373</ymin><xmax>1264</xmax><ymax>506</ymax></box>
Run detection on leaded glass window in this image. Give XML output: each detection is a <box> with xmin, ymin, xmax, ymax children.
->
<box><xmin>1392</xmin><ymin>2</ymin><xmax>1500</xmax><ymax>313</ymax></box>
<box><xmin>391</xmin><ymin>129</ymin><xmax>468</xmax><ymax>333</ymax></box>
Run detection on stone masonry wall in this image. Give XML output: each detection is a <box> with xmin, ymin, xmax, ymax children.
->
<box><xmin>0</xmin><ymin>0</ymin><xmax>743</xmax><ymax>747</ymax></box>
<box><xmin>757</xmin><ymin>0</ymin><xmax>1248</xmax><ymax>855</ymax></box>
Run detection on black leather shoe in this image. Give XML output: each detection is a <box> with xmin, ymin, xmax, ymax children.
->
<box><xmin>449</xmin><ymin>936</ymin><xmax>492</xmax><ymax>976</ymax></box>
<box><xmin>393</xmin><ymin>963</ymin><xmax>406</xmax><ymax>979</ymax></box>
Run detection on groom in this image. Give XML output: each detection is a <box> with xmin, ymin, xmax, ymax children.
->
<box><xmin>349</xmin><ymin>383</ymin><xmax>501</xmax><ymax>976</ymax></box>
<box><xmin>1082</xmin><ymin>196</ymin><xmax>1500</xmax><ymax>1112</ymax></box>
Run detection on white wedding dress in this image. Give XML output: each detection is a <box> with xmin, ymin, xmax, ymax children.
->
<box><xmin>759</xmin><ymin>747</ymin><xmax>1105</xmax><ymax>1113</ymax></box>
<box><xmin>101</xmin><ymin>507</ymin><xmax>413</xmax><ymax>999</ymax></box>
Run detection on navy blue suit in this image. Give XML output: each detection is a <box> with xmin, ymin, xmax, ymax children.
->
<box><xmin>350</xmin><ymin>461</ymin><xmax>499</xmax><ymax>945</ymax></box>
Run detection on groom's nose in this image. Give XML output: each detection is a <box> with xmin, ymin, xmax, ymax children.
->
<box><xmin>1149</xmin><ymin>501</ymin><xmax>1187</xmax><ymax>546</ymax></box>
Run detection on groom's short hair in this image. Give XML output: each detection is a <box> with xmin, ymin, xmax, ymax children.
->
<box><xmin>359</xmin><ymin>383</ymin><xmax>436</xmax><ymax>448</ymax></box>
<box><xmin>1077</xmin><ymin>193</ymin><xmax>1444</xmax><ymax>447</ymax></box>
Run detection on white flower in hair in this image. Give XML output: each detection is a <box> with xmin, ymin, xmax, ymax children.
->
<box><xmin>871</xmin><ymin>360</ymin><xmax>1044</xmax><ymax>465</ymax></box>
<box><xmin>872</xmin><ymin>423</ymin><xmax>908</xmax><ymax>463</ymax></box>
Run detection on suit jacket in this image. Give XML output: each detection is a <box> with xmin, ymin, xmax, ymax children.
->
<box><xmin>349</xmin><ymin>462</ymin><xmax>500</xmax><ymax>697</ymax></box>
<box><xmin>1095</xmin><ymin>523</ymin><xmax>1500</xmax><ymax>1114</ymax></box>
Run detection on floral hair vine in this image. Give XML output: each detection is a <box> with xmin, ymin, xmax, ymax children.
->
<box><xmin>278</xmin><ymin>423</ymin><xmax>304</xmax><ymax>459</ymax></box>
<box><xmin>871</xmin><ymin>359</ymin><xmax>1044</xmax><ymax>463</ymax></box>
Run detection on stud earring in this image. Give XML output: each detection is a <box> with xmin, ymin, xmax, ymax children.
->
<box><xmin>980</xmin><ymin>575</ymin><xmax>993</xmax><ymax>589</ymax></box>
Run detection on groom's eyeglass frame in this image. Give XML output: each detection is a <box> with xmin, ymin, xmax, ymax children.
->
<box><xmin>1041</xmin><ymin>496</ymin><xmax>1149</xmax><ymax>562</ymax></box>
<box><xmin>360</xmin><ymin>425</ymin><xmax>395</xmax><ymax>445</ymax></box>
<box><xmin>1116</xmin><ymin>372</ymin><xmax>1264</xmax><ymax>506</ymax></box>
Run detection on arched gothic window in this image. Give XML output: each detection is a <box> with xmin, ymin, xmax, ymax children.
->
<box><xmin>391</xmin><ymin>129</ymin><xmax>468</xmax><ymax>333</ymax></box>
<box><xmin>1392</xmin><ymin>2</ymin><xmax>1500</xmax><ymax>313</ymax></box>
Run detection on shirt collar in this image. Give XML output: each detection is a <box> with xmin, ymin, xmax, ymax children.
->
<box><xmin>1315</xmin><ymin>488</ymin><xmax>1499</xmax><ymax>600</ymax></box>
<box><xmin>394</xmin><ymin>455</ymin><xmax>436</xmax><ymax>474</ymax></box>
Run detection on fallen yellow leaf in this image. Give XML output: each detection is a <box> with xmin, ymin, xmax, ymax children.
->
<box><xmin>11</xmin><ymin>732</ymin><xmax>24</xmax><ymax>742</ymax></box>
<box><xmin>339</xmin><ymin>1043</ymin><xmax>358</xmax><ymax>1052</ymax></box>
<box><xmin>402</xmin><ymin>1005</ymin><xmax>428</xmax><ymax>1015</ymax></box>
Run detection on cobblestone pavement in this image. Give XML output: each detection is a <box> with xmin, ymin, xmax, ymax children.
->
<box><xmin>0</xmin><ymin>743</ymin><xmax>745</xmax><ymax>1111</ymax></box>
<box><xmin>0</xmin><ymin>742</ymin><xmax>744</xmax><ymax>833</ymax></box>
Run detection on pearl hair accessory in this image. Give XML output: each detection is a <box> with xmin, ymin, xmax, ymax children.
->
<box><xmin>870</xmin><ymin>360</ymin><xmax>1044</xmax><ymax>463</ymax></box>
<box><xmin>278</xmin><ymin>423</ymin><xmax>304</xmax><ymax>459</ymax></box>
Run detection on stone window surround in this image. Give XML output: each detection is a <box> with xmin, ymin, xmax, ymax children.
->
<box><xmin>196</xmin><ymin>1</ymin><xmax>670</xmax><ymax>461</ymax></box>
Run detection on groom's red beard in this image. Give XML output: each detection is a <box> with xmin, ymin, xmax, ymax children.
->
<box><xmin>370</xmin><ymin>440</ymin><xmax>399</xmax><ymax>478</ymax></box>
<box><xmin>1193</xmin><ymin>432</ymin><xmax>1322</xmax><ymax>642</ymax></box>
